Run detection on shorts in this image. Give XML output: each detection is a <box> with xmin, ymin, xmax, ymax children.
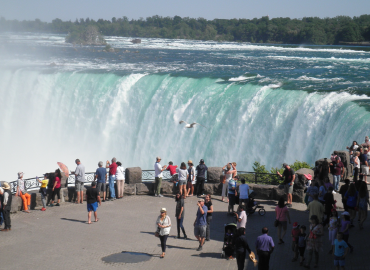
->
<box><xmin>194</xmin><ymin>225</ymin><xmax>207</xmax><ymax>238</ymax></box>
<box><xmin>179</xmin><ymin>180</ymin><xmax>186</xmax><ymax>186</ymax></box>
<box><xmin>334</xmin><ymin>256</ymin><xmax>345</xmax><ymax>267</ymax></box>
<box><xmin>298</xmin><ymin>246</ymin><xmax>306</xmax><ymax>257</ymax></box>
<box><xmin>87</xmin><ymin>202</ymin><xmax>98</xmax><ymax>212</ymax></box>
<box><xmin>361</xmin><ymin>165</ymin><xmax>369</xmax><ymax>175</ymax></box>
<box><xmin>284</xmin><ymin>183</ymin><xmax>293</xmax><ymax>194</ymax></box>
<box><xmin>96</xmin><ymin>182</ymin><xmax>106</xmax><ymax>192</ymax></box>
<box><xmin>278</xmin><ymin>221</ymin><xmax>287</xmax><ymax>230</ymax></box>
<box><xmin>75</xmin><ymin>181</ymin><xmax>84</xmax><ymax>192</ymax></box>
<box><xmin>171</xmin><ymin>174</ymin><xmax>178</xmax><ymax>181</ymax></box>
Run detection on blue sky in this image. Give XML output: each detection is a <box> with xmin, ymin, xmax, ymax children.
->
<box><xmin>1</xmin><ymin>0</ymin><xmax>369</xmax><ymax>22</ymax></box>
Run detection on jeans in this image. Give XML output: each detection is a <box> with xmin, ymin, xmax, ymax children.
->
<box><xmin>333</xmin><ymin>175</ymin><xmax>340</xmax><ymax>191</ymax></box>
<box><xmin>159</xmin><ymin>235</ymin><xmax>168</xmax><ymax>252</ymax></box>
<box><xmin>236</xmin><ymin>252</ymin><xmax>246</xmax><ymax>270</ymax></box>
<box><xmin>195</xmin><ymin>176</ymin><xmax>205</xmax><ymax>196</ymax></box>
<box><xmin>306</xmin><ymin>248</ymin><xmax>319</xmax><ymax>266</ymax></box>
<box><xmin>41</xmin><ymin>192</ymin><xmax>46</xmax><ymax>208</ymax></box>
<box><xmin>353</xmin><ymin>167</ymin><xmax>359</xmax><ymax>183</ymax></box>
<box><xmin>206</xmin><ymin>215</ymin><xmax>212</xmax><ymax>240</ymax></box>
<box><xmin>257</xmin><ymin>250</ymin><xmax>271</xmax><ymax>270</ymax></box>
<box><xmin>109</xmin><ymin>175</ymin><xmax>116</xmax><ymax>198</ymax></box>
<box><xmin>176</xmin><ymin>216</ymin><xmax>186</xmax><ymax>237</ymax></box>
<box><xmin>155</xmin><ymin>177</ymin><xmax>162</xmax><ymax>195</ymax></box>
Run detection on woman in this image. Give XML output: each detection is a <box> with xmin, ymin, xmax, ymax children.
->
<box><xmin>306</xmin><ymin>182</ymin><xmax>319</xmax><ymax>205</ymax></box>
<box><xmin>340</xmin><ymin>212</ymin><xmax>353</xmax><ymax>253</ymax></box>
<box><xmin>347</xmin><ymin>141</ymin><xmax>359</xmax><ymax>164</ymax></box>
<box><xmin>50</xmin><ymin>169</ymin><xmax>62</xmax><ymax>206</ymax></box>
<box><xmin>275</xmin><ymin>197</ymin><xmax>291</xmax><ymax>244</ymax></box>
<box><xmin>175</xmin><ymin>193</ymin><xmax>187</xmax><ymax>239</ymax></box>
<box><xmin>345</xmin><ymin>183</ymin><xmax>358</xmax><ymax>226</ymax></box>
<box><xmin>177</xmin><ymin>162</ymin><xmax>188</xmax><ymax>198</ymax></box>
<box><xmin>222</xmin><ymin>163</ymin><xmax>236</xmax><ymax>202</ymax></box>
<box><xmin>115</xmin><ymin>161</ymin><xmax>125</xmax><ymax>199</ymax></box>
<box><xmin>328</xmin><ymin>209</ymin><xmax>338</xmax><ymax>254</ymax></box>
<box><xmin>353</xmin><ymin>151</ymin><xmax>360</xmax><ymax>183</ymax></box>
<box><xmin>156</xmin><ymin>208</ymin><xmax>171</xmax><ymax>258</ymax></box>
<box><xmin>304</xmin><ymin>215</ymin><xmax>324</xmax><ymax>269</ymax></box>
<box><xmin>228</xmin><ymin>175</ymin><xmax>238</xmax><ymax>214</ymax></box>
<box><xmin>232</xmin><ymin>162</ymin><xmax>237</xmax><ymax>178</ymax></box>
<box><xmin>205</xmin><ymin>194</ymin><xmax>214</xmax><ymax>241</ymax></box>
<box><xmin>357</xmin><ymin>181</ymin><xmax>369</xmax><ymax>229</ymax></box>
<box><xmin>186</xmin><ymin>160</ymin><xmax>195</xmax><ymax>197</ymax></box>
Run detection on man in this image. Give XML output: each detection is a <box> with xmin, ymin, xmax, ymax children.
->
<box><xmin>235</xmin><ymin>205</ymin><xmax>247</xmax><ymax>229</ymax></box>
<box><xmin>194</xmin><ymin>198</ymin><xmax>208</xmax><ymax>251</ymax></box>
<box><xmin>106</xmin><ymin>157</ymin><xmax>117</xmax><ymax>201</ymax></box>
<box><xmin>85</xmin><ymin>182</ymin><xmax>101</xmax><ymax>224</ymax></box>
<box><xmin>15</xmin><ymin>172</ymin><xmax>31</xmax><ymax>213</ymax></box>
<box><xmin>195</xmin><ymin>159</ymin><xmax>208</xmax><ymax>197</ymax></box>
<box><xmin>339</xmin><ymin>179</ymin><xmax>350</xmax><ymax>211</ymax></box>
<box><xmin>72</xmin><ymin>159</ymin><xmax>85</xmax><ymax>204</ymax></box>
<box><xmin>330</xmin><ymin>157</ymin><xmax>345</xmax><ymax>191</ymax></box>
<box><xmin>277</xmin><ymin>163</ymin><xmax>295</xmax><ymax>207</ymax></box>
<box><xmin>255</xmin><ymin>227</ymin><xmax>274</xmax><ymax>270</ymax></box>
<box><xmin>238</xmin><ymin>178</ymin><xmax>250</xmax><ymax>209</ymax></box>
<box><xmin>307</xmin><ymin>194</ymin><xmax>325</xmax><ymax>222</ymax></box>
<box><xmin>360</xmin><ymin>148</ymin><xmax>369</xmax><ymax>183</ymax></box>
<box><xmin>154</xmin><ymin>156</ymin><xmax>167</xmax><ymax>197</ymax></box>
<box><xmin>94</xmin><ymin>161</ymin><xmax>107</xmax><ymax>202</ymax></box>
<box><xmin>1</xmin><ymin>182</ymin><xmax>12</xmax><ymax>231</ymax></box>
<box><xmin>235</xmin><ymin>227</ymin><xmax>253</xmax><ymax>270</ymax></box>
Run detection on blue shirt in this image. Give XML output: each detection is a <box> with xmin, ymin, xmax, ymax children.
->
<box><xmin>255</xmin><ymin>234</ymin><xmax>274</xmax><ymax>252</ymax></box>
<box><xmin>195</xmin><ymin>205</ymin><xmax>208</xmax><ymax>226</ymax></box>
<box><xmin>228</xmin><ymin>179</ymin><xmax>237</xmax><ymax>194</ymax></box>
<box><xmin>196</xmin><ymin>164</ymin><xmax>208</xmax><ymax>178</ymax></box>
<box><xmin>334</xmin><ymin>239</ymin><xmax>348</xmax><ymax>257</ymax></box>
<box><xmin>95</xmin><ymin>167</ymin><xmax>107</xmax><ymax>183</ymax></box>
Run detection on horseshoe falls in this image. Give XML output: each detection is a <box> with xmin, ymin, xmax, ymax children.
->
<box><xmin>1</xmin><ymin>33</ymin><xmax>370</xmax><ymax>180</ymax></box>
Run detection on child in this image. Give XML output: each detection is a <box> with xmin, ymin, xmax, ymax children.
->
<box><xmin>291</xmin><ymin>222</ymin><xmax>300</xmax><ymax>262</ymax></box>
<box><xmin>328</xmin><ymin>209</ymin><xmax>338</xmax><ymax>254</ymax></box>
<box><xmin>340</xmin><ymin>212</ymin><xmax>353</xmax><ymax>253</ymax></box>
<box><xmin>297</xmin><ymin>225</ymin><xmax>307</xmax><ymax>266</ymax></box>
<box><xmin>37</xmin><ymin>174</ymin><xmax>49</xmax><ymax>211</ymax></box>
<box><xmin>225</xmin><ymin>229</ymin><xmax>233</xmax><ymax>245</ymax></box>
<box><xmin>333</xmin><ymin>232</ymin><xmax>349</xmax><ymax>270</ymax></box>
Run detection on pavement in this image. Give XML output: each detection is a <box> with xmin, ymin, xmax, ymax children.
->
<box><xmin>0</xmin><ymin>189</ymin><xmax>368</xmax><ymax>270</ymax></box>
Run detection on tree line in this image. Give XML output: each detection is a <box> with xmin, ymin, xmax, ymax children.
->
<box><xmin>1</xmin><ymin>14</ymin><xmax>370</xmax><ymax>45</ymax></box>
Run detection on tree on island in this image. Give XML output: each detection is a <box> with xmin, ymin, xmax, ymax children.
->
<box><xmin>65</xmin><ymin>25</ymin><xmax>106</xmax><ymax>45</ymax></box>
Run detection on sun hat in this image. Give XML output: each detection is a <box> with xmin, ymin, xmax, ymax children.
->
<box><xmin>293</xmin><ymin>222</ymin><xmax>299</xmax><ymax>228</ymax></box>
<box><xmin>2</xmin><ymin>182</ymin><xmax>10</xmax><ymax>190</ymax></box>
<box><xmin>160</xmin><ymin>208</ymin><xmax>167</xmax><ymax>212</ymax></box>
<box><xmin>341</xmin><ymin>211</ymin><xmax>350</xmax><ymax>216</ymax></box>
<box><xmin>304</xmin><ymin>174</ymin><xmax>312</xmax><ymax>180</ymax></box>
<box><xmin>188</xmin><ymin>160</ymin><xmax>193</xmax><ymax>165</ymax></box>
<box><xmin>198</xmin><ymin>198</ymin><xmax>205</xmax><ymax>202</ymax></box>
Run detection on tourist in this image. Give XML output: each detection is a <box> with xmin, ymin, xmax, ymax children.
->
<box><xmin>297</xmin><ymin>225</ymin><xmax>307</xmax><ymax>266</ymax></box>
<box><xmin>353</xmin><ymin>151</ymin><xmax>360</xmax><ymax>182</ymax></box>
<box><xmin>331</xmin><ymin>151</ymin><xmax>341</xmax><ymax>162</ymax></box>
<box><xmin>175</xmin><ymin>193</ymin><xmax>187</xmax><ymax>239</ymax></box>
<box><xmin>339</xmin><ymin>179</ymin><xmax>350</xmax><ymax>211</ymax></box>
<box><xmin>304</xmin><ymin>215</ymin><xmax>323</xmax><ymax>269</ymax></box>
<box><xmin>255</xmin><ymin>227</ymin><xmax>274</xmax><ymax>270</ymax></box>
<box><xmin>94</xmin><ymin>161</ymin><xmax>107</xmax><ymax>202</ymax></box>
<box><xmin>154</xmin><ymin>156</ymin><xmax>167</xmax><ymax>197</ymax></box>
<box><xmin>85</xmin><ymin>181</ymin><xmax>101</xmax><ymax>224</ymax></box>
<box><xmin>166</xmin><ymin>161</ymin><xmax>178</xmax><ymax>183</ymax></box>
<box><xmin>205</xmin><ymin>194</ymin><xmax>213</xmax><ymax>241</ymax></box>
<box><xmin>195</xmin><ymin>159</ymin><xmax>208</xmax><ymax>197</ymax></box>
<box><xmin>16</xmin><ymin>172</ymin><xmax>31</xmax><ymax>213</ymax></box>
<box><xmin>361</xmin><ymin>136</ymin><xmax>370</xmax><ymax>148</ymax></box>
<box><xmin>318</xmin><ymin>181</ymin><xmax>327</xmax><ymax>204</ymax></box>
<box><xmin>156</xmin><ymin>208</ymin><xmax>171</xmax><ymax>258</ymax></box>
<box><xmin>306</xmin><ymin>181</ymin><xmax>319</xmax><ymax>206</ymax></box>
<box><xmin>235</xmin><ymin>205</ymin><xmax>247</xmax><ymax>229</ymax></box>
<box><xmin>228</xmin><ymin>175</ymin><xmax>238</xmax><ymax>214</ymax></box>
<box><xmin>238</xmin><ymin>178</ymin><xmax>250</xmax><ymax>209</ymax></box>
<box><xmin>277</xmin><ymin>163</ymin><xmax>295</xmax><ymax>207</ymax></box>
<box><xmin>339</xmin><ymin>212</ymin><xmax>353</xmax><ymax>253</ymax></box>
<box><xmin>177</xmin><ymin>162</ymin><xmax>188</xmax><ymax>197</ymax></box>
<box><xmin>235</xmin><ymin>227</ymin><xmax>253</xmax><ymax>270</ymax></box>
<box><xmin>344</xmin><ymin>183</ymin><xmax>358</xmax><ymax>226</ymax></box>
<box><xmin>222</xmin><ymin>163</ymin><xmax>236</xmax><ymax>202</ymax></box>
<box><xmin>275</xmin><ymin>197</ymin><xmax>291</xmax><ymax>244</ymax></box>
<box><xmin>1</xmin><ymin>182</ymin><xmax>12</xmax><ymax>231</ymax></box>
<box><xmin>318</xmin><ymin>158</ymin><xmax>330</xmax><ymax>183</ymax></box>
<box><xmin>106</xmin><ymin>157</ymin><xmax>117</xmax><ymax>201</ymax></box>
<box><xmin>333</xmin><ymin>232</ymin><xmax>349</xmax><ymax>270</ymax></box>
<box><xmin>360</xmin><ymin>148</ymin><xmax>369</xmax><ymax>183</ymax></box>
<box><xmin>115</xmin><ymin>161</ymin><xmax>125</xmax><ymax>199</ymax></box>
<box><xmin>186</xmin><ymin>160</ymin><xmax>195</xmax><ymax>197</ymax></box>
<box><xmin>291</xmin><ymin>222</ymin><xmax>300</xmax><ymax>262</ymax></box>
<box><xmin>323</xmin><ymin>186</ymin><xmax>335</xmax><ymax>226</ymax></box>
<box><xmin>0</xmin><ymin>187</ymin><xmax>3</xmax><ymax>226</ymax></box>
<box><xmin>72</xmin><ymin>159</ymin><xmax>85</xmax><ymax>204</ymax></box>
<box><xmin>328</xmin><ymin>209</ymin><xmax>338</xmax><ymax>254</ymax></box>
<box><xmin>232</xmin><ymin>162</ymin><xmax>238</xmax><ymax>178</ymax></box>
<box><xmin>307</xmin><ymin>195</ymin><xmax>324</xmax><ymax>223</ymax></box>
<box><xmin>50</xmin><ymin>169</ymin><xmax>62</xmax><ymax>206</ymax></box>
<box><xmin>37</xmin><ymin>174</ymin><xmax>49</xmax><ymax>211</ymax></box>
<box><xmin>357</xmin><ymin>181</ymin><xmax>369</xmax><ymax>229</ymax></box>
<box><xmin>193</xmin><ymin>198</ymin><xmax>208</xmax><ymax>251</ymax></box>
<box><xmin>330</xmin><ymin>157</ymin><xmax>344</xmax><ymax>192</ymax></box>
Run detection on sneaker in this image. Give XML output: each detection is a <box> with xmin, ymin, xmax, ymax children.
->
<box><xmin>48</xmin><ymin>204</ymin><xmax>54</xmax><ymax>207</ymax></box>
<box><xmin>155</xmin><ymin>194</ymin><xmax>158</xmax><ymax>197</ymax></box>
<box><xmin>55</xmin><ymin>203</ymin><xmax>60</xmax><ymax>206</ymax></box>
<box><xmin>175</xmin><ymin>235</ymin><xmax>181</xmax><ymax>239</ymax></box>
<box><xmin>41</xmin><ymin>208</ymin><xmax>46</xmax><ymax>211</ymax></box>
<box><xmin>102</xmin><ymin>200</ymin><xmax>105</xmax><ymax>202</ymax></box>
<box><xmin>110</xmin><ymin>198</ymin><xmax>115</xmax><ymax>201</ymax></box>
<box><xmin>196</xmin><ymin>246</ymin><xmax>203</xmax><ymax>251</ymax></box>
<box><xmin>159</xmin><ymin>194</ymin><xmax>163</xmax><ymax>197</ymax></box>
<box><xmin>184</xmin><ymin>235</ymin><xmax>188</xmax><ymax>240</ymax></box>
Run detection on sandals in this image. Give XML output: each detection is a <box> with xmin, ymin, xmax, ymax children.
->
<box><xmin>160</xmin><ymin>253</ymin><xmax>165</xmax><ymax>258</ymax></box>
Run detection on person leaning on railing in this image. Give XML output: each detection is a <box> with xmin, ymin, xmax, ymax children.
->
<box><xmin>154</xmin><ymin>156</ymin><xmax>167</xmax><ymax>198</ymax></box>
<box><xmin>16</xmin><ymin>172</ymin><xmax>31</xmax><ymax>213</ymax></box>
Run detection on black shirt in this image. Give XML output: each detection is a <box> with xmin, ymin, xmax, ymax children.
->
<box><xmin>205</xmin><ymin>201</ymin><xmax>212</xmax><ymax>216</ymax></box>
<box><xmin>235</xmin><ymin>235</ymin><xmax>251</xmax><ymax>254</ymax></box>
<box><xmin>282</xmin><ymin>168</ymin><xmax>295</xmax><ymax>184</ymax></box>
<box><xmin>175</xmin><ymin>198</ymin><xmax>185</xmax><ymax>218</ymax></box>
<box><xmin>86</xmin><ymin>187</ymin><xmax>99</xmax><ymax>204</ymax></box>
<box><xmin>196</xmin><ymin>164</ymin><xmax>208</xmax><ymax>178</ymax></box>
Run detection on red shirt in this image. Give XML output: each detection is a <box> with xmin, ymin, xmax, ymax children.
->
<box><xmin>54</xmin><ymin>176</ymin><xmax>61</xmax><ymax>189</ymax></box>
<box><xmin>167</xmin><ymin>165</ymin><xmax>178</xmax><ymax>176</ymax></box>
<box><xmin>109</xmin><ymin>162</ymin><xmax>117</xmax><ymax>175</ymax></box>
<box><xmin>292</xmin><ymin>228</ymin><xmax>300</xmax><ymax>242</ymax></box>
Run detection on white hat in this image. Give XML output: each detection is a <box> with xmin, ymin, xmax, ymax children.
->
<box><xmin>156</xmin><ymin>156</ymin><xmax>161</xmax><ymax>160</ymax></box>
<box><xmin>341</xmin><ymin>211</ymin><xmax>350</xmax><ymax>216</ymax></box>
<box><xmin>18</xmin><ymin>172</ymin><xmax>24</xmax><ymax>178</ymax></box>
<box><xmin>160</xmin><ymin>208</ymin><xmax>167</xmax><ymax>212</ymax></box>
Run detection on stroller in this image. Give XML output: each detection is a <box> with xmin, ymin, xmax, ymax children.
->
<box><xmin>221</xmin><ymin>223</ymin><xmax>237</xmax><ymax>259</ymax></box>
<box><xmin>246</xmin><ymin>191</ymin><xmax>266</xmax><ymax>216</ymax></box>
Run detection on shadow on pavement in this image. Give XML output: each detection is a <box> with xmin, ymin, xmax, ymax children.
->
<box><xmin>191</xmin><ymin>252</ymin><xmax>224</xmax><ymax>259</ymax></box>
<box><xmin>165</xmin><ymin>244</ymin><xmax>194</xmax><ymax>250</ymax></box>
<box><xmin>60</xmin><ymin>218</ymin><xmax>87</xmax><ymax>223</ymax></box>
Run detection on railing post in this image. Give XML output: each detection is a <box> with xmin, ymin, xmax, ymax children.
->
<box><xmin>255</xmin><ymin>173</ymin><xmax>258</xmax><ymax>184</ymax></box>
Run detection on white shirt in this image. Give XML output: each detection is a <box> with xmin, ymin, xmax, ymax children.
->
<box><xmin>239</xmin><ymin>184</ymin><xmax>250</xmax><ymax>199</ymax></box>
<box><xmin>154</xmin><ymin>162</ymin><xmax>163</xmax><ymax>178</ymax></box>
<box><xmin>177</xmin><ymin>168</ymin><xmax>188</xmax><ymax>181</ymax></box>
<box><xmin>237</xmin><ymin>211</ymin><xmax>247</xmax><ymax>229</ymax></box>
<box><xmin>115</xmin><ymin>166</ymin><xmax>125</xmax><ymax>180</ymax></box>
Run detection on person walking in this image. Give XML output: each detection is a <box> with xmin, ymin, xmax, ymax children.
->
<box><xmin>339</xmin><ymin>212</ymin><xmax>353</xmax><ymax>253</ymax></box>
<box><xmin>357</xmin><ymin>181</ymin><xmax>369</xmax><ymax>229</ymax></box>
<box><xmin>37</xmin><ymin>174</ymin><xmax>49</xmax><ymax>211</ymax></box>
<box><xmin>50</xmin><ymin>169</ymin><xmax>62</xmax><ymax>207</ymax></box>
<box><xmin>195</xmin><ymin>159</ymin><xmax>208</xmax><ymax>197</ymax></box>
<box><xmin>353</xmin><ymin>151</ymin><xmax>360</xmax><ymax>183</ymax></box>
<box><xmin>307</xmin><ymin>195</ymin><xmax>325</xmax><ymax>223</ymax></box>
<box><xmin>94</xmin><ymin>161</ymin><xmax>107</xmax><ymax>202</ymax></box>
<box><xmin>175</xmin><ymin>193</ymin><xmax>187</xmax><ymax>239</ymax></box>
<box><xmin>235</xmin><ymin>227</ymin><xmax>253</xmax><ymax>270</ymax></box>
<box><xmin>72</xmin><ymin>159</ymin><xmax>85</xmax><ymax>204</ymax></box>
<box><xmin>275</xmin><ymin>197</ymin><xmax>291</xmax><ymax>244</ymax></box>
<box><xmin>186</xmin><ymin>160</ymin><xmax>195</xmax><ymax>197</ymax></box>
<box><xmin>85</xmin><ymin>181</ymin><xmax>101</xmax><ymax>224</ymax></box>
<box><xmin>255</xmin><ymin>227</ymin><xmax>275</xmax><ymax>270</ymax></box>
<box><xmin>156</xmin><ymin>208</ymin><xmax>171</xmax><ymax>258</ymax></box>
<box><xmin>277</xmin><ymin>163</ymin><xmax>295</xmax><ymax>207</ymax></box>
<box><xmin>323</xmin><ymin>186</ymin><xmax>335</xmax><ymax>226</ymax></box>
<box><xmin>222</xmin><ymin>163</ymin><xmax>236</xmax><ymax>202</ymax></box>
<box><xmin>16</xmin><ymin>172</ymin><xmax>31</xmax><ymax>213</ymax></box>
<box><xmin>333</xmin><ymin>232</ymin><xmax>349</xmax><ymax>270</ymax></box>
<box><xmin>345</xmin><ymin>183</ymin><xmax>358</xmax><ymax>226</ymax></box>
<box><xmin>106</xmin><ymin>157</ymin><xmax>117</xmax><ymax>200</ymax></box>
<box><xmin>0</xmin><ymin>182</ymin><xmax>12</xmax><ymax>231</ymax></box>
<box><xmin>339</xmin><ymin>179</ymin><xmax>350</xmax><ymax>212</ymax></box>
<box><xmin>235</xmin><ymin>205</ymin><xmax>247</xmax><ymax>229</ymax></box>
<box><xmin>238</xmin><ymin>178</ymin><xmax>250</xmax><ymax>209</ymax></box>
<box><xmin>328</xmin><ymin>209</ymin><xmax>339</xmax><ymax>254</ymax></box>
<box><xmin>154</xmin><ymin>157</ymin><xmax>167</xmax><ymax>197</ymax></box>
<box><xmin>205</xmin><ymin>194</ymin><xmax>213</xmax><ymax>241</ymax></box>
<box><xmin>177</xmin><ymin>162</ymin><xmax>188</xmax><ymax>197</ymax></box>
<box><xmin>194</xmin><ymin>198</ymin><xmax>208</xmax><ymax>251</ymax></box>
<box><xmin>306</xmin><ymin>182</ymin><xmax>319</xmax><ymax>205</ymax></box>
<box><xmin>115</xmin><ymin>161</ymin><xmax>125</xmax><ymax>199</ymax></box>
<box><xmin>304</xmin><ymin>215</ymin><xmax>324</xmax><ymax>269</ymax></box>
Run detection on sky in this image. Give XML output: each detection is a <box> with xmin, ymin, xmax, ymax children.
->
<box><xmin>1</xmin><ymin>0</ymin><xmax>370</xmax><ymax>22</ymax></box>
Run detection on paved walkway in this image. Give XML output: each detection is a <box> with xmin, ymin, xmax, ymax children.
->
<box><xmin>0</xmin><ymin>191</ymin><xmax>368</xmax><ymax>270</ymax></box>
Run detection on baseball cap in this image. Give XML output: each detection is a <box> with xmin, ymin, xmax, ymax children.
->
<box><xmin>293</xmin><ymin>222</ymin><xmax>299</xmax><ymax>228</ymax></box>
<box><xmin>200</xmin><ymin>159</ymin><xmax>204</xmax><ymax>164</ymax></box>
<box><xmin>282</xmin><ymin>163</ymin><xmax>288</xmax><ymax>168</ymax></box>
<box><xmin>341</xmin><ymin>211</ymin><xmax>350</xmax><ymax>216</ymax></box>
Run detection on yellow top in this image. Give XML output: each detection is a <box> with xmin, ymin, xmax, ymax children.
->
<box><xmin>41</xmin><ymin>179</ymin><xmax>49</xmax><ymax>188</ymax></box>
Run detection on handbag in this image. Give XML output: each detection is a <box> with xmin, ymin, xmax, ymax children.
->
<box><xmin>274</xmin><ymin>207</ymin><xmax>283</xmax><ymax>227</ymax></box>
<box><xmin>221</xmin><ymin>175</ymin><xmax>226</xmax><ymax>184</ymax></box>
<box><xmin>154</xmin><ymin>227</ymin><xmax>160</xmax><ymax>237</ymax></box>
